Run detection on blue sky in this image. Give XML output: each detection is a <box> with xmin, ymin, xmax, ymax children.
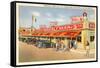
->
<box><xmin>19</xmin><ymin>5</ymin><xmax>95</xmax><ymax>28</ymax></box>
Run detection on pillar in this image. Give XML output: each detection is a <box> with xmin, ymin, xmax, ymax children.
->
<box><xmin>81</xmin><ymin>12</ymin><xmax>89</xmax><ymax>49</ymax></box>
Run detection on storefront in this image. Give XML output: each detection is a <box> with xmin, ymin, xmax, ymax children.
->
<box><xmin>19</xmin><ymin>12</ymin><xmax>95</xmax><ymax>49</ymax></box>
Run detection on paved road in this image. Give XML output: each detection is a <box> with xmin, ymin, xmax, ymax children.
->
<box><xmin>18</xmin><ymin>41</ymin><xmax>95</xmax><ymax>62</ymax></box>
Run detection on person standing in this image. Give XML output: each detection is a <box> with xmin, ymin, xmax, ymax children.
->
<box><xmin>70</xmin><ymin>39</ymin><xmax>75</xmax><ymax>49</ymax></box>
<box><xmin>55</xmin><ymin>39</ymin><xmax>60</xmax><ymax>51</ymax></box>
<box><xmin>66</xmin><ymin>40</ymin><xmax>70</xmax><ymax>51</ymax></box>
<box><xmin>73</xmin><ymin>40</ymin><xmax>77</xmax><ymax>49</ymax></box>
<box><xmin>86</xmin><ymin>41</ymin><xmax>90</xmax><ymax>57</ymax></box>
<box><xmin>60</xmin><ymin>40</ymin><xmax>64</xmax><ymax>50</ymax></box>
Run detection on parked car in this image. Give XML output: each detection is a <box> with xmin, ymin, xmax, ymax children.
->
<box><xmin>36</xmin><ymin>40</ymin><xmax>54</xmax><ymax>48</ymax></box>
<box><xmin>26</xmin><ymin>38</ymin><xmax>36</xmax><ymax>44</ymax></box>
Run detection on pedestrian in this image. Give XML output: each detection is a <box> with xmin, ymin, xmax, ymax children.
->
<box><xmin>56</xmin><ymin>39</ymin><xmax>61</xmax><ymax>51</ymax></box>
<box><xmin>66</xmin><ymin>40</ymin><xmax>70</xmax><ymax>51</ymax></box>
<box><xmin>55</xmin><ymin>39</ymin><xmax>60</xmax><ymax>51</ymax></box>
<box><xmin>38</xmin><ymin>41</ymin><xmax>42</xmax><ymax>48</ymax></box>
<box><xmin>60</xmin><ymin>40</ymin><xmax>65</xmax><ymax>51</ymax></box>
<box><xmin>70</xmin><ymin>40</ymin><xmax>74</xmax><ymax>48</ymax></box>
<box><xmin>85</xmin><ymin>41</ymin><xmax>90</xmax><ymax>57</ymax></box>
<box><xmin>73</xmin><ymin>40</ymin><xmax>77</xmax><ymax>49</ymax></box>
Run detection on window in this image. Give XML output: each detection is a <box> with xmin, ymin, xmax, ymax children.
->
<box><xmin>90</xmin><ymin>36</ymin><xmax>95</xmax><ymax>42</ymax></box>
<box><xmin>77</xmin><ymin>36</ymin><xmax>81</xmax><ymax>42</ymax></box>
<box><xmin>72</xmin><ymin>38</ymin><xmax>76</xmax><ymax>40</ymax></box>
<box><xmin>67</xmin><ymin>37</ymin><xmax>71</xmax><ymax>40</ymax></box>
<box><xmin>61</xmin><ymin>37</ymin><xmax>65</xmax><ymax>40</ymax></box>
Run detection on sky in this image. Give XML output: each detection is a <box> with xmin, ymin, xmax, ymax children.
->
<box><xmin>19</xmin><ymin>5</ymin><xmax>95</xmax><ymax>28</ymax></box>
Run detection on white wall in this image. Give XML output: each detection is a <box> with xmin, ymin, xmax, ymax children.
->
<box><xmin>0</xmin><ymin>0</ymin><xmax>99</xmax><ymax>68</ymax></box>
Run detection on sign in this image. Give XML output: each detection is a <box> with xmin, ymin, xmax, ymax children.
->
<box><xmin>89</xmin><ymin>23</ymin><xmax>95</xmax><ymax>29</ymax></box>
<box><xmin>52</xmin><ymin>24</ymin><xmax>83</xmax><ymax>31</ymax></box>
<box><xmin>50</xmin><ymin>21</ymin><xmax>58</xmax><ymax>27</ymax></box>
<box><xmin>71</xmin><ymin>16</ymin><xmax>83</xmax><ymax>23</ymax></box>
<box><xmin>38</xmin><ymin>24</ymin><xmax>83</xmax><ymax>32</ymax></box>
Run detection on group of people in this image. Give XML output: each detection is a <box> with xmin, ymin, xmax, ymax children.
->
<box><xmin>55</xmin><ymin>39</ymin><xmax>77</xmax><ymax>51</ymax></box>
<box><xmin>55</xmin><ymin>39</ymin><xmax>90</xmax><ymax>57</ymax></box>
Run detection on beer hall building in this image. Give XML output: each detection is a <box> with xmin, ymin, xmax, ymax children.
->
<box><xmin>19</xmin><ymin>12</ymin><xmax>96</xmax><ymax>49</ymax></box>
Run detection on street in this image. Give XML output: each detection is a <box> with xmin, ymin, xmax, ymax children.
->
<box><xmin>18</xmin><ymin>41</ymin><xmax>95</xmax><ymax>63</ymax></box>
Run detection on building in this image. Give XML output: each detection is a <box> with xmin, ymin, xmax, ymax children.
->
<box><xmin>19</xmin><ymin>12</ymin><xmax>95</xmax><ymax>49</ymax></box>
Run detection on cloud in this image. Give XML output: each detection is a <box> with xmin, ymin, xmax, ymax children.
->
<box><xmin>89</xmin><ymin>14</ymin><xmax>95</xmax><ymax>19</ymax></box>
<box><xmin>56</xmin><ymin>18</ymin><xmax>72</xmax><ymax>25</ymax></box>
<box><xmin>47</xmin><ymin>18</ymin><xmax>55</xmax><ymax>21</ymax></box>
<box><xmin>20</xmin><ymin>18</ymin><xmax>31</xmax><ymax>28</ymax></box>
<box><xmin>88</xmin><ymin>14</ymin><xmax>95</xmax><ymax>22</ymax></box>
<box><xmin>32</xmin><ymin>12</ymin><xmax>40</xmax><ymax>17</ymax></box>
<box><xmin>58</xmin><ymin>14</ymin><xmax>65</xmax><ymax>18</ymax></box>
<box><xmin>56</xmin><ymin>18</ymin><xmax>65</xmax><ymax>22</ymax></box>
<box><xmin>45</xmin><ymin>13</ymin><xmax>52</xmax><ymax>17</ymax></box>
